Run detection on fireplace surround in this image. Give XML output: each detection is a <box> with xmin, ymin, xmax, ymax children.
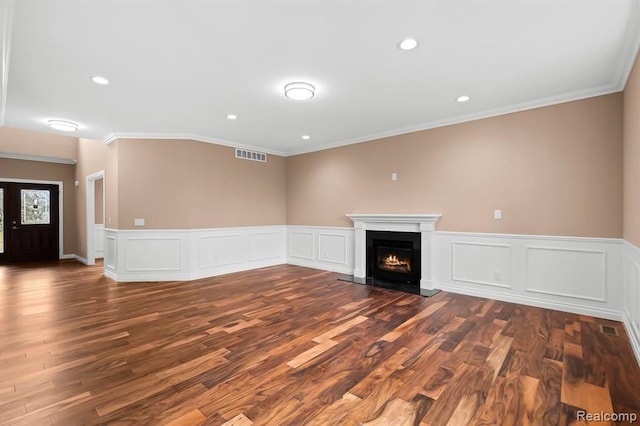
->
<box><xmin>347</xmin><ymin>214</ymin><xmax>442</xmax><ymax>296</ymax></box>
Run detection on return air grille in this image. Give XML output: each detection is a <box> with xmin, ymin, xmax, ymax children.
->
<box><xmin>599</xmin><ymin>324</ymin><xmax>619</xmax><ymax>336</ymax></box>
<box><xmin>235</xmin><ymin>148</ymin><xmax>267</xmax><ymax>162</ymax></box>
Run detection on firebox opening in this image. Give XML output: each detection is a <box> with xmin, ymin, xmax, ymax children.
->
<box><xmin>366</xmin><ymin>231</ymin><xmax>421</xmax><ymax>287</ymax></box>
<box><xmin>377</xmin><ymin>246</ymin><xmax>412</xmax><ymax>273</ymax></box>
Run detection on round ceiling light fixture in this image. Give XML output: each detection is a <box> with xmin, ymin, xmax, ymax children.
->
<box><xmin>47</xmin><ymin>119</ymin><xmax>79</xmax><ymax>132</ymax></box>
<box><xmin>226</xmin><ymin>114</ymin><xmax>238</xmax><ymax>120</ymax></box>
<box><xmin>398</xmin><ymin>38</ymin><xmax>418</xmax><ymax>50</ymax></box>
<box><xmin>91</xmin><ymin>75</ymin><xmax>109</xmax><ymax>85</ymax></box>
<box><xmin>284</xmin><ymin>82</ymin><xmax>315</xmax><ymax>100</ymax></box>
<box><xmin>302</xmin><ymin>135</ymin><xmax>310</xmax><ymax>140</ymax></box>
<box><xmin>456</xmin><ymin>95</ymin><xmax>471</xmax><ymax>103</ymax></box>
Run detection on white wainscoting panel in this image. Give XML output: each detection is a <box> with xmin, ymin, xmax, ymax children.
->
<box><xmin>289</xmin><ymin>231</ymin><xmax>315</xmax><ymax>260</ymax></box>
<box><xmin>104</xmin><ymin>226</ymin><xmax>286</xmax><ymax>282</ymax></box>
<box><xmin>434</xmin><ymin>232</ymin><xmax>623</xmax><ymax>320</ymax></box>
<box><xmin>249</xmin><ymin>232</ymin><xmax>284</xmax><ymax>261</ymax></box>
<box><xmin>318</xmin><ymin>233</ymin><xmax>348</xmax><ymax>265</ymax></box>
<box><xmin>104</xmin><ymin>232</ymin><xmax>117</xmax><ymax>274</ymax></box>
<box><xmin>525</xmin><ymin>246</ymin><xmax>606</xmax><ymax>302</ymax></box>
<box><xmin>287</xmin><ymin>226</ymin><xmax>354</xmax><ymax>274</ymax></box>
<box><xmin>94</xmin><ymin>224</ymin><xmax>105</xmax><ymax>259</ymax></box>
<box><xmin>126</xmin><ymin>238</ymin><xmax>182</xmax><ymax>272</ymax></box>
<box><xmin>452</xmin><ymin>242</ymin><xmax>511</xmax><ymax>289</ymax></box>
<box><xmin>198</xmin><ymin>234</ymin><xmax>245</xmax><ymax>268</ymax></box>
<box><xmin>623</xmin><ymin>241</ymin><xmax>640</xmax><ymax>366</ymax></box>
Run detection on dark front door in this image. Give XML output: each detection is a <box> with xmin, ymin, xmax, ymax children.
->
<box><xmin>0</xmin><ymin>182</ymin><xmax>59</xmax><ymax>263</ymax></box>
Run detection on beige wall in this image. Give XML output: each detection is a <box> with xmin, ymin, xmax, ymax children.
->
<box><xmin>74</xmin><ymin>138</ymin><xmax>114</xmax><ymax>260</ymax></box>
<box><xmin>287</xmin><ymin>93</ymin><xmax>623</xmax><ymax>238</ymax></box>
<box><xmin>116</xmin><ymin>139</ymin><xmax>286</xmax><ymax>229</ymax></box>
<box><xmin>95</xmin><ymin>178</ymin><xmax>104</xmax><ymax>224</ymax></box>
<box><xmin>0</xmin><ymin>126</ymin><xmax>78</xmax><ymax>160</ymax></box>
<box><xmin>624</xmin><ymin>51</ymin><xmax>640</xmax><ymax>247</ymax></box>
<box><xmin>0</xmin><ymin>158</ymin><xmax>77</xmax><ymax>254</ymax></box>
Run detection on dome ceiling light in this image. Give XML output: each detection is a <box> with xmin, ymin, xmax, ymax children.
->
<box><xmin>284</xmin><ymin>82</ymin><xmax>315</xmax><ymax>100</ymax></box>
<box><xmin>47</xmin><ymin>119</ymin><xmax>78</xmax><ymax>132</ymax></box>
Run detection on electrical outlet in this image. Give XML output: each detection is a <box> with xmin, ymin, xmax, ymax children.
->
<box><xmin>391</xmin><ymin>172</ymin><xmax>398</xmax><ymax>181</ymax></box>
<box><xmin>494</xmin><ymin>209</ymin><xmax>502</xmax><ymax>220</ymax></box>
<box><xmin>134</xmin><ymin>218</ymin><xmax>145</xmax><ymax>227</ymax></box>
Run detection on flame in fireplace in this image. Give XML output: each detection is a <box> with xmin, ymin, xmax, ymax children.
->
<box><xmin>380</xmin><ymin>254</ymin><xmax>411</xmax><ymax>272</ymax></box>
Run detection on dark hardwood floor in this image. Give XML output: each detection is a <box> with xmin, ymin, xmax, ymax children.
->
<box><xmin>0</xmin><ymin>261</ymin><xmax>639</xmax><ymax>425</ymax></box>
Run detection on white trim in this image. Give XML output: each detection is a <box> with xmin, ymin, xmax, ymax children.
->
<box><xmin>524</xmin><ymin>245</ymin><xmax>607</xmax><ymax>303</ymax></box>
<box><xmin>283</xmin><ymin>85</ymin><xmax>620</xmax><ymax>156</ymax></box>
<box><xmin>0</xmin><ymin>152</ymin><xmax>77</xmax><ymax>165</ymax></box>
<box><xmin>85</xmin><ymin>170</ymin><xmax>105</xmax><ymax>266</ymax></box>
<box><xmin>0</xmin><ymin>177</ymin><xmax>65</xmax><ymax>258</ymax></box>
<box><xmin>73</xmin><ymin>255</ymin><xmax>88</xmax><ymax>265</ymax></box>
<box><xmin>622</xmin><ymin>240</ymin><xmax>640</xmax><ymax>366</ymax></box>
<box><xmin>102</xmin><ymin>133</ymin><xmax>287</xmax><ymax>156</ymax></box>
<box><xmin>98</xmin><ymin>88</ymin><xmax>626</xmax><ymax>158</ymax></box>
<box><xmin>434</xmin><ymin>280</ymin><xmax>622</xmax><ymax>322</ymax></box>
<box><xmin>615</xmin><ymin>0</ymin><xmax>640</xmax><ymax>90</ymax></box>
<box><xmin>451</xmin><ymin>241</ymin><xmax>512</xmax><ymax>289</ymax></box>
<box><xmin>0</xmin><ymin>0</ymin><xmax>14</xmax><ymax>126</ymax></box>
<box><xmin>105</xmin><ymin>226</ymin><xmax>286</xmax><ymax>282</ymax></box>
<box><xmin>436</xmin><ymin>231</ymin><xmax>622</xmax><ymax>244</ymax></box>
<box><xmin>124</xmin><ymin>237</ymin><xmax>182</xmax><ymax>272</ymax></box>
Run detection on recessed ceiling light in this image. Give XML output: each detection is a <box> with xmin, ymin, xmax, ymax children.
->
<box><xmin>226</xmin><ymin>114</ymin><xmax>237</xmax><ymax>120</ymax></box>
<box><xmin>48</xmin><ymin>119</ymin><xmax>78</xmax><ymax>132</ymax></box>
<box><xmin>284</xmin><ymin>82</ymin><xmax>315</xmax><ymax>100</ymax></box>
<box><xmin>91</xmin><ymin>75</ymin><xmax>109</xmax><ymax>85</ymax></box>
<box><xmin>302</xmin><ymin>135</ymin><xmax>310</xmax><ymax>140</ymax></box>
<box><xmin>398</xmin><ymin>38</ymin><xmax>418</xmax><ymax>50</ymax></box>
<box><xmin>457</xmin><ymin>95</ymin><xmax>471</xmax><ymax>103</ymax></box>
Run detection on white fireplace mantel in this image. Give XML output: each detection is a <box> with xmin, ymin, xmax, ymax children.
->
<box><xmin>346</xmin><ymin>213</ymin><xmax>442</xmax><ymax>291</ymax></box>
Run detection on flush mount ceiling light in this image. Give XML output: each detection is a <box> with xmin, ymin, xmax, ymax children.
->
<box><xmin>226</xmin><ymin>114</ymin><xmax>238</xmax><ymax>120</ymax></box>
<box><xmin>284</xmin><ymin>82</ymin><xmax>315</xmax><ymax>100</ymax></box>
<box><xmin>456</xmin><ymin>95</ymin><xmax>471</xmax><ymax>103</ymax></box>
<box><xmin>302</xmin><ymin>135</ymin><xmax>310</xmax><ymax>140</ymax></box>
<box><xmin>91</xmin><ymin>75</ymin><xmax>109</xmax><ymax>85</ymax></box>
<box><xmin>47</xmin><ymin>119</ymin><xmax>78</xmax><ymax>132</ymax></box>
<box><xmin>398</xmin><ymin>38</ymin><xmax>418</xmax><ymax>50</ymax></box>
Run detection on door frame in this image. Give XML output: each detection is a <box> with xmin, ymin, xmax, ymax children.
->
<box><xmin>86</xmin><ymin>170</ymin><xmax>105</xmax><ymax>266</ymax></box>
<box><xmin>0</xmin><ymin>178</ymin><xmax>65</xmax><ymax>259</ymax></box>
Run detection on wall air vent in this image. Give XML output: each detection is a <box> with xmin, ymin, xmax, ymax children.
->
<box><xmin>235</xmin><ymin>148</ymin><xmax>267</xmax><ymax>162</ymax></box>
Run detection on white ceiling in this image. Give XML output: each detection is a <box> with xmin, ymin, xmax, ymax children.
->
<box><xmin>1</xmin><ymin>0</ymin><xmax>639</xmax><ymax>156</ymax></box>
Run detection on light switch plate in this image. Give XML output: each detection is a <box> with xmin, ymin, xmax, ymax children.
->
<box><xmin>494</xmin><ymin>210</ymin><xmax>502</xmax><ymax>220</ymax></box>
<box><xmin>134</xmin><ymin>218</ymin><xmax>145</xmax><ymax>226</ymax></box>
<box><xmin>391</xmin><ymin>172</ymin><xmax>397</xmax><ymax>181</ymax></box>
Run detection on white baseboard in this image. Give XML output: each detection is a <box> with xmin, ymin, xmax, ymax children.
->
<box><xmin>287</xmin><ymin>226</ymin><xmax>355</xmax><ymax>276</ymax></box>
<box><xmin>104</xmin><ymin>226</ymin><xmax>286</xmax><ymax>282</ymax></box>
<box><xmin>622</xmin><ymin>240</ymin><xmax>640</xmax><ymax>366</ymax></box>
<box><xmin>60</xmin><ymin>254</ymin><xmax>89</xmax><ymax>265</ymax></box>
<box><xmin>435</xmin><ymin>280</ymin><xmax>622</xmax><ymax>321</ymax></box>
<box><xmin>433</xmin><ymin>232</ymin><xmax>623</xmax><ymax>320</ymax></box>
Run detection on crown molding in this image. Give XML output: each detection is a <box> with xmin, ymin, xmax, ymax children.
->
<box><xmin>0</xmin><ymin>0</ymin><xmax>15</xmax><ymax>127</ymax></box>
<box><xmin>0</xmin><ymin>151</ymin><xmax>77</xmax><ymax>165</ymax></box>
<box><xmin>102</xmin><ymin>132</ymin><xmax>287</xmax><ymax>156</ymax></box>
<box><xmin>614</xmin><ymin>0</ymin><xmax>640</xmax><ymax>90</ymax></box>
<box><xmin>284</xmin><ymin>83</ymin><xmax>621</xmax><ymax>156</ymax></box>
<box><xmin>99</xmin><ymin>83</ymin><xmax>621</xmax><ymax>159</ymax></box>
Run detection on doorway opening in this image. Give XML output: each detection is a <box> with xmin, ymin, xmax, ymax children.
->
<box><xmin>85</xmin><ymin>171</ymin><xmax>105</xmax><ymax>266</ymax></box>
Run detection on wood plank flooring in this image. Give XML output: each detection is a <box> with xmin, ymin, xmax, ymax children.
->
<box><xmin>0</xmin><ymin>261</ymin><xmax>639</xmax><ymax>425</ymax></box>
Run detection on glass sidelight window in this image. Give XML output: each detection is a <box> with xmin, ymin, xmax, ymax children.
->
<box><xmin>21</xmin><ymin>189</ymin><xmax>50</xmax><ymax>225</ymax></box>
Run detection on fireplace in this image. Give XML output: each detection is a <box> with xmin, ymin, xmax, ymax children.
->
<box><xmin>367</xmin><ymin>231</ymin><xmax>421</xmax><ymax>286</ymax></box>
